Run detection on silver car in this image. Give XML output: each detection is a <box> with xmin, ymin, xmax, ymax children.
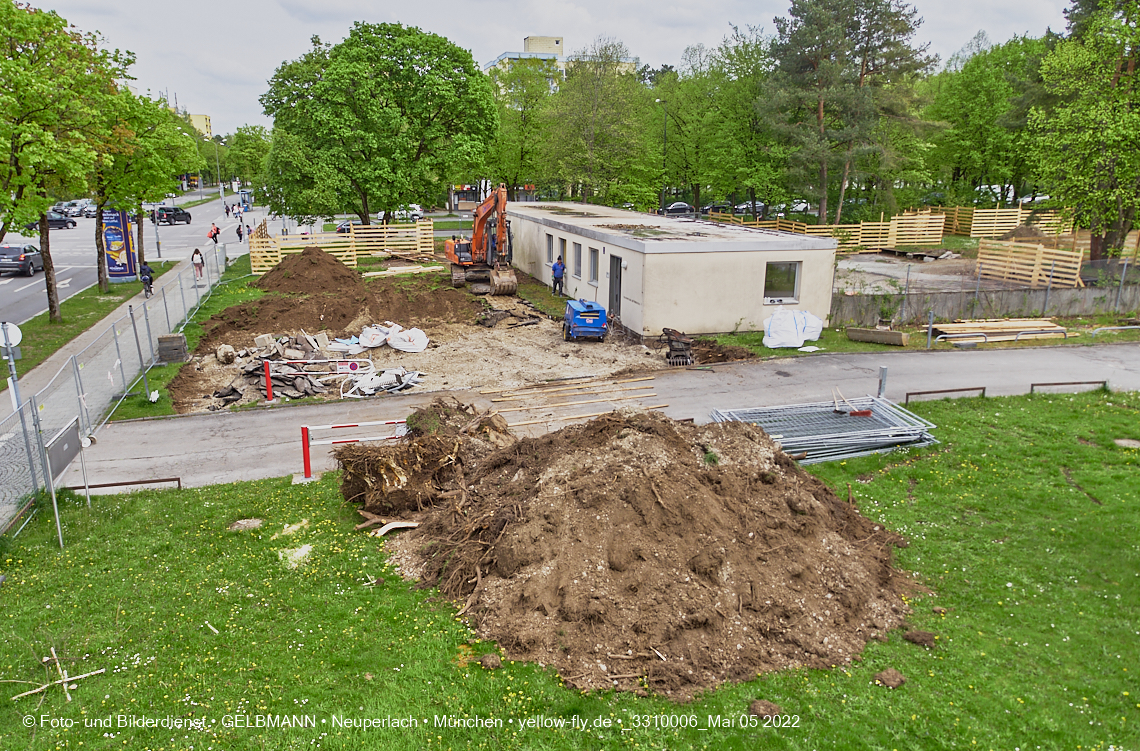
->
<box><xmin>0</xmin><ymin>244</ymin><xmax>44</xmax><ymax>276</ymax></box>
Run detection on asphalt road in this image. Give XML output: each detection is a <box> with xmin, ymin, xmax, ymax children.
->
<box><xmin>59</xmin><ymin>342</ymin><xmax>1140</xmax><ymax>492</ymax></box>
<box><xmin>0</xmin><ymin>195</ymin><xmax>259</xmax><ymax>324</ymax></box>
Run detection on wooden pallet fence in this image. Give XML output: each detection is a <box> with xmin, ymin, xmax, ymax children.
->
<box><xmin>711</xmin><ymin>211</ymin><xmax>942</xmax><ymax>251</ymax></box>
<box><xmin>250</xmin><ymin>219</ymin><xmax>435</xmax><ymax>273</ymax></box>
<box><xmin>976</xmin><ymin>239</ymin><xmax>1083</xmax><ymax>289</ymax></box>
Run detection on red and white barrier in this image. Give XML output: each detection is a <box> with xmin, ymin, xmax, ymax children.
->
<box><xmin>300</xmin><ymin>419</ymin><xmax>407</xmax><ymax>478</ymax></box>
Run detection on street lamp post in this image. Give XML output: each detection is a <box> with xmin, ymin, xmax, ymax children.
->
<box><xmin>655</xmin><ymin>99</ymin><xmax>667</xmax><ymax>214</ymax></box>
<box><xmin>213</xmin><ymin>138</ymin><xmax>226</xmax><ymax>204</ymax></box>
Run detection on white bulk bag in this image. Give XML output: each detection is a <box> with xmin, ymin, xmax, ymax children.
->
<box><xmin>386</xmin><ymin>324</ymin><xmax>429</xmax><ymax>353</ymax></box>
<box><xmin>762</xmin><ymin>307</ymin><xmax>824</xmax><ymax>348</ymax></box>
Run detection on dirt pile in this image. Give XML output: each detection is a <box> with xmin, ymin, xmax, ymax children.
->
<box><xmin>338</xmin><ymin>400</ymin><xmax>912</xmax><ymax>700</ymax></box>
<box><xmin>253</xmin><ymin>245</ymin><xmax>366</xmax><ymax>296</ymax></box>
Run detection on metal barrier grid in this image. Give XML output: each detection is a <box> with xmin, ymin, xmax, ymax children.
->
<box><xmin>1</xmin><ymin>245</ymin><xmax>230</xmax><ymax>532</ymax></box>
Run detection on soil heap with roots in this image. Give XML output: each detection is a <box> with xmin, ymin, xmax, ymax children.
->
<box><xmin>336</xmin><ymin>399</ymin><xmax>913</xmax><ymax>700</ymax></box>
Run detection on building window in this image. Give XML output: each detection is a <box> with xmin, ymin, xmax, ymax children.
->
<box><xmin>588</xmin><ymin>247</ymin><xmax>599</xmax><ymax>284</ymax></box>
<box><xmin>763</xmin><ymin>261</ymin><xmax>801</xmax><ymax>304</ymax></box>
<box><xmin>546</xmin><ymin>234</ymin><xmax>553</xmax><ymax>263</ymax></box>
<box><xmin>559</xmin><ymin>238</ymin><xmax>566</xmax><ymax>262</ymax></box>
<box><xmin>573</xmin><ymin>243</ymin><xmax>582</xmax><ymax>278</ymax></box>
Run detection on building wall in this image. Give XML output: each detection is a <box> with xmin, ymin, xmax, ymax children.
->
<box><xmin>188</xmin><ymin>114</ymin><xmax>212</xmax><ymax>139</ymax></box>
<box><xmin>509</xmin><ymin>213</ymin><xmax>835</xmax><ymax>336</ymax></box>
<box><xmin>642</xmin><ymin>250</ymin><xmax>834</xmax><ymax>334</ymax></box>
<box><xmin>524</xmin><ymin>36</ymin><xmax>563</xmax><ymax>54</ymax></box>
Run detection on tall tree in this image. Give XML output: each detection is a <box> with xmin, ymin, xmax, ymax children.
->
<box><xmin>542</xmin><ymin>37</ymin><xmax>653</xmax><ymax>204</ymax></box>
<box><xmin>0</xmin><ymin>0</ymin><xmax>126</xmax><ymax>320</ymax></box>
<box><xmin>486</xmin><ymin>57</ymin><xmax>558</xmax><ymax>201</ymax></box>
<box><xmin>261</xmin><ymin>24</ymin><xmax>497</xmax><ymax>225</ymax></box>
<box><xmin>708</xmin><ymin>25</ymin><xmax>791</xmax><ymax>217</ymax></box>
<box><xmin>226</xmin><ymin>125</ymin><xmax>271</xmax><ymax>188</ymax></box>
<box><xmin>90</xmin><ymin>91</ymin><xmax>202</xmax><ymax>290</ymax></box>
<box><xmin>656</xmin><ymin>45</ymin><xmax>723</xmax><ymax>213</ymax></box>
<box><xmin>1030</xmin><ymin>1</ymin><xmax>1140</xmax><ymax>259</ymax></box>
<box><xmin>927</xmin><ymin>37</ymin><xmax>1049</xmax><ymax>204</ymax></box>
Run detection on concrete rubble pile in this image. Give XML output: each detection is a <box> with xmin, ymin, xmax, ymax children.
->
<box><xmin>207</xmin><ymin>327</ymin><xmax>426</xmax><ymax>408</ymax></box>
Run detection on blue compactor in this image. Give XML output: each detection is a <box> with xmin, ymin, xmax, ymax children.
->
<box><xmin>562</xmin><ymin>299</ymin><xmax>608</xmax><ymax>341</ymax></box>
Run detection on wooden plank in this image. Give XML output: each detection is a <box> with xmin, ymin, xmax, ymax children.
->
<box><xmin>361</xmin><ymin>265</ymin><xmax>444</xmax><ymax>278</ymax></box>
<box><xmin>846</xmin><ymin>328</ymin><xmax>910</xmax><ymax>346</ymax></box>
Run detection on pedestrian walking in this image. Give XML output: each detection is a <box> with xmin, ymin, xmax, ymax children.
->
<box><xmin>207</xmin><ymin>223</ymin><xmax>219</xmax><ymax>246</ymax></box>
<box><xmin>236</xmin><ymin>224</ymin><xmax>244</xmax><ymax>242</ymax></box>
<box><xmin>191</xmin><ymin>248</ymin><xmax>205</xmax><ymax>281</ymax></box>
<box><xmin>245</xmin><ymin>224</ymin><xmax>252</xmax><ymax>241</ymax></box>
<box><xmin>225</xmin><ymin>203</ymin><xmax>231</xmax><ymax>218</ymax></box>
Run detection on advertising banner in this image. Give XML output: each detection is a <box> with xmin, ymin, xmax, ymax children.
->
<box><xmin>102</xmin><ymin>209</ymin><xmax>137</xmax><ymax>283</ymax></box>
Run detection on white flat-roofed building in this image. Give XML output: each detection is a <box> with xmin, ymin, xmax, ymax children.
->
<box><xmin>507</xmin><ymin>203</ymin><xmax>837</xmax><ymax>337</ymax></box>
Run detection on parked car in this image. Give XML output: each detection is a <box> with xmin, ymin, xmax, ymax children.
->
<box><xmin>735</xmin><ymin>201</ymin><xmax>766</xmax><ymax>215</ymax></box>
<box><xmin>661</xmin><ymin>201</ymin><xmax>694</xmax><ymax>216</ymax></box>
<box><xmin>152</xmin><ymin>206</ymin><xmax>192</xmax><ymax>225</ymax></box>
<box><xmin>82</xmin><ymin>204</ymin><xmax>99</xmax><ymax>218</ymax></box>
<box><xmin>700</xmin><ymin>201</ymin><xmax>734</xmax><ymax>215</ymax></box>
<box><xmin>379</xmin><ymin>203</ymin><xmax>424</xmax><ymax>222</ymax></box>
<box><xmin>336</xmin><ymin>219</ymin><xmax>363</xmax><ymax>233</ymax></box>
<box><xmin>24</xmin><ymin>211</ymin><xmax>76</xmax><ymax>232</ymax></box>
<box><xmin>0</xmin><ymin>244</ymin><xmax>44</xmax><ymax>276</ymax></box>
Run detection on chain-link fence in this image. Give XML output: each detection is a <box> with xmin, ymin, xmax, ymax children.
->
<box><xmin>1</xmin><ymin>244</ymin><xmax>229</xmax><ymax>534</ymax></box>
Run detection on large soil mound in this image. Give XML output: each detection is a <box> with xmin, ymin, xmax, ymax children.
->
<box><xmin>337</xmin><ymin>401</ymin><xmax>912</xmax><ymax>700</ymax></box>
<box><xmin>253</xmin><ymin>245</ymin><xmax>366</xmax><ymax>296</ymax></box>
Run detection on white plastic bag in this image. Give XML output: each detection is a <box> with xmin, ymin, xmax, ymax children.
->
<box><xmin>386</xmin><ymin>324</ymin><xmax>429</xmax><ymax>353</ymax></box>
<box><xmin>762</xmin><ymin>307</ymin><xmax>824</xmax><ymax>348</ymax></box>
<box><xmin>359</xmin><ymin>325</ymin><xmax>389</xmax><ymax>348</ymax></box>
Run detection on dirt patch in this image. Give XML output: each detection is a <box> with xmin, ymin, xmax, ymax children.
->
<box><xmin>692</xmin><ymin>338</ymin><xmax>756</xmax><ymax>364</ymax></box>
<box><xmin>166</xmin><ymin>248</ymin><xmax>663</xmax><ymax>414</ymax></box>
<box><xmin>345</xmin><ymin>400</ymin><xmax>914</xmax><ymax>700</ymax></box>
<box><xmin>1000</xmin><ymin>224</ymin><xmax>1044</xmax><ymax>241</ymax></box>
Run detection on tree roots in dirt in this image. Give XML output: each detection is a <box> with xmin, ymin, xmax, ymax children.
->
<box><xmin>336</xmin><ymin>399</ymin><xmax>914</xmax><ymax>700</ymax></box>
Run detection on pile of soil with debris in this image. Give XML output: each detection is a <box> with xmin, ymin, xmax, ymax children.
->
<box><xmin>339</xmin><ymin>400</ymin><xmax>912</xmax><ymax>700</ymax></box>
<box><xmin>692</xmin><ymin>338</ymin><xmax>756</xmax><ymax>363</ymax></box>
<box><xmin>253</xmin><ymin>245</ymin><xmax>366</xmax><ymax>296</ymax></box>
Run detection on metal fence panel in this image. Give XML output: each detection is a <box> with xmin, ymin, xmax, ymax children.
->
<box><xmin>1</xmin><ymin>258</ymin><xmax>229</xmax><ymax>531</ymax></box>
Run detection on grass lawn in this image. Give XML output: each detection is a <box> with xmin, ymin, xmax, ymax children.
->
<box><xmin>107</xmin><ymin>256</ymin><xmax>263</xmax><ymax>421</ymax></box>
<box><xmin>433</xmin><ymin>220</ymin><xmax>473</xmax><ymax>232</ymax></box>
<box><xmin>1</xmin><ymin>391</ymin><xmax>1136</xmax><ymax>749</ymax></box>
<box><xmin>1</xmin><ymin>261</ymin><xmax>177</xmax><ymax>391</ymax></box>
<box><xmin>716</xmin><ymin>312</ymin><xmax>1140</xmax><ymax>358</ymax></box>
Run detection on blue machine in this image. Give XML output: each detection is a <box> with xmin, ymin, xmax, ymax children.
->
<box><xmin>563</xmin><ymin>299</ymin><xmax>608</xmax><ymax>341</ymax></box>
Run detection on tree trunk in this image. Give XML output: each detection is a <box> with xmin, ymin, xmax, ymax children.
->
<box><xmin>95</xmin><ymin>201</ymin><xmax>109</xmax><ymax>293</ymax></box>
<box><xmin>818</xmin><ymin>160</ymin><xmax>829</xmax><ymax>225</ymax></box>
<box><xmin>1105</xmin><ymin>207</ymin><xmax>1136</xmax><ymax>255</ymax></box>
<box><xmin>691</xmin><ymin>183</ymin><xmax>701</xmax><ymax>215</ymax></box>
<box><xmin>835</xmin><ymin>153</ymin><xmax>852</xmax><ymax>225</ymax></box>
<box><xmin>136</xmin><ymin>201</ymin><xmax>146</xmax><ymax>267</ymax></box>
<box><xmin>40</xmin><ymin>214</ymin><xmax>61</xmax><ymax>324</ymax></box>
<box><xmin>1089</xmin><ymin>233</ymin><xmax>1105</xmax><ymax>262</ymax></box>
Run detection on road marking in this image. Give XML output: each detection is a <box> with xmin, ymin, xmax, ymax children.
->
<box><xmin>0</xmin><ymin>279</ymin><xmax>11</xmax><ymax>285</ymax></box>
<box><xmin>58</xmin><ymin>278</ymin><xmax>71</xmax><ymax>288</ymax></box>
<box><xmin>15</xmin><ymin>279</ymin><xmax>44</xmax><ymax>292</ymax></box>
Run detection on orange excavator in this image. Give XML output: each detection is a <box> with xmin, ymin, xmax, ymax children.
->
<box><xmin>445</xmin><ymin>183</ymin><xmax>518</xmax><ymax>295</ymax></box>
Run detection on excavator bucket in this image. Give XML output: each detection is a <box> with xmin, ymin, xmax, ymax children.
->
<box><xmin>489</xmin><ymin>265</ymin><xmax>518</xmax><ymax>296</ymax></box>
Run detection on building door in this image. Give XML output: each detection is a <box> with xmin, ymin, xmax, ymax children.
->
<box><xmin>609</xmin><ymin>255</ymin><xmax>622</xmax><ymax>319</ymax></box>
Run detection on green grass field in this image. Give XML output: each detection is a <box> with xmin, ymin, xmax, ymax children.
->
<box><xmin>1</xmin><ymin>391</ymin><xmax>1136</xmax><ymax>749</ymax></box>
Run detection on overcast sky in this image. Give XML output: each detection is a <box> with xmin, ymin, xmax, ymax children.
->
<box><xmin>42</xmin><ymin>0</ymin><xmax>1069</xmax><ymax>136</ymax></box>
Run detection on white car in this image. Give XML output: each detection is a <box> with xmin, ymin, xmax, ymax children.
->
<box><xmin>379</xmin><ymin>204</ymin><xmax>424</xmax><ymax>222</ymax></box>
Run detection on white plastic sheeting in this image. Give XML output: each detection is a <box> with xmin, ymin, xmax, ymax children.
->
<box><xmin>762</xmin><ymin>307</ymin><xmax>824</xmax><ymax>348</ymax></box>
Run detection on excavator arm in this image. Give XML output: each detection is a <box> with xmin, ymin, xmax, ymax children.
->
<box><xmin>444</xmin><ymin>183</ymin><xmax>516</xmax><ymax>295</ymax></box>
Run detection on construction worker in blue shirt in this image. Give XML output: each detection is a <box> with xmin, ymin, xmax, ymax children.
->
<box><xmin>552</xmin><ymin>255</ymin><xmax>565</xmax><ymax>296</ymax></box>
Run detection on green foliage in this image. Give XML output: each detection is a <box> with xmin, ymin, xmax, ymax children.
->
<box><xmin>0</xmin><ymin>0</ymin><xmax>128</xmax><ymax>240</ymax></box>
<box><xmin>1030</xmin><ymin>1</ymin><xmax>1140</xmax><ymax>257</ymax></box>
<box><xmin>486</xmin><ymin>58</ymin><xmax>558</xmax><ymax>201</ymax></box>
<box><xmin>260</xmin><ymin>24</ymin><xmax>497</xmax><ymax>225</ymax></box>
<box><xmin>542</xmin><ymin>37</ymin><xmax>655</xmax><ymax>204</ymax></box>
<box><xmin>225</xmin><ymin>124</ymin><xmax>271</xmax><ymax>187</ymax></box>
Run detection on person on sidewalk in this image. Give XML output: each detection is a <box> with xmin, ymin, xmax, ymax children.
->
<box><xmin>225</xmin><ymin>203</ymin><xmax>231</xmax><ymax>218</ymax></box>
<box><xmin>236</xmin><ymin>224</ymin><xmax>244</xmax><ymax>242</ymax></box>
<box><xmin>191</xmin><ymin>248</ymin><xmax>205</xmax><ymax>281</ymax></box>
<box><xmin>207</xmin><ymin>223</ymin><xmax>219</xmax><ymax>246</ymax></box>
<box><xmin>552</xmin><ymin>255</ymin><xmax>565</xmax><ymax>296</ymax></box>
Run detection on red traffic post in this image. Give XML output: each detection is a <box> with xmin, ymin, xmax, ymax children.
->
<box><xmin>263</xmin><ymin>360</ymin><xmax>275</xmax><ymax>402</ymax></box>
<box><xmin>301</xmin><ymin>426</ymin><xmax>311</xmax><ymax>478</ymax></box>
